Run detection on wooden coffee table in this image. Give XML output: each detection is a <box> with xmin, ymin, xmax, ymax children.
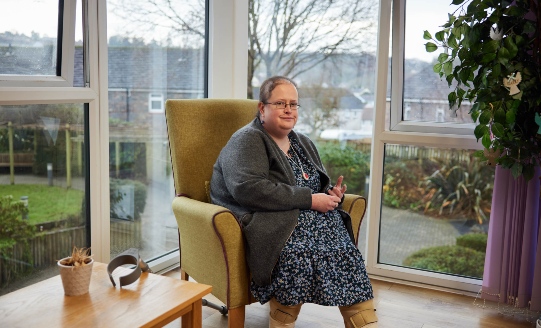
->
<box><xmin>0</xmin><ymin>262</ymin><xmax>212</xmax><ymax>328</ymax></box>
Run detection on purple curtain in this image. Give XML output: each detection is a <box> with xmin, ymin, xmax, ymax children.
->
<box><xmin>482</xmin><ymin>165</ymin><xmax>541</xmax><ymax>311</ymax></box>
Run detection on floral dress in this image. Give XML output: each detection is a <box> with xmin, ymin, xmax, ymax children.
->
<box><xmin>250</xmin><ymin>137</ymin><xmax>374</xmax><ymax>306</ymax></box>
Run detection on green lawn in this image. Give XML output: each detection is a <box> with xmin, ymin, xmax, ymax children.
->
<box><xmin>0</xmin><ymin>185</ymin><xmax>84</xmax><ymax>225</ymax></box>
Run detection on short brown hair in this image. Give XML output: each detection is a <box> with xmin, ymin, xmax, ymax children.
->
<box><xmin>259</xmin><ymin>76</ymin><xmax>297</xmax><ymax>103</ymax></box>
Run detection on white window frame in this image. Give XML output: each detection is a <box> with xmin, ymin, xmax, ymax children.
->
<box><xmin>0</xmin><ymin>0</ymin><xmax>110</xmax><ymax>262</ymax></box>
<box><xmin>148</xmin><ymin>93</ymin><xmax>164</xmax><ymax>113</ymax></box>
<box><xmin>365</xmin><ymin>0</ymin><xmax>484</xmax><ymax>293</ymax></box>
<box><xmin>388</xmin><ymin>0</ymin><xmax>475</xmax><ymax>136</ymax></box>
<box><xmin>0</xmin><ymin>0</ymin><xmax>77</xmax><ymax>88</ymax></box>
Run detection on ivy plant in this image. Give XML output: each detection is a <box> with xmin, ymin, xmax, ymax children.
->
<box><xmin>424</xmin><ymin>0</ymin><xmax>541</xmax><ymax>180</ymax></box>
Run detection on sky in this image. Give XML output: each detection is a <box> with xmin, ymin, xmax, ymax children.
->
<box><xmin>405</xmin><ymin>0</ymin><xmax>459</xmax><ymax>62</ymax></box>
<box><xmin>1</xmin><ymin>0</ymin><xmax>63</xmax><ymax>38</ymax></box>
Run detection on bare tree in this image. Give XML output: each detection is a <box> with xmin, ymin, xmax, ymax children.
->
<box><xmin>248</xmin><ymin>0</ymin><xmax>376</xmax><ymax>97</ymax></box>
<box><xmin>110</xmin><ymin>0</ymin><xmax>376</xmax><ymax>92</ymax></box>
<box><xmin>109</xmin><ymin>0</ymin><xmax>205</xmax><ymax>47</ymax></box>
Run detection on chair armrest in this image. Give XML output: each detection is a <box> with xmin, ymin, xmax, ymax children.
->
<box><xmin>171</xmin><ymin>196</ymin><xmax>251</xmax><ymax>308</ymax></box>
<box><xmin>341</xmin><ymin>194</ymin><xmax>367</xmax><ymax>246</ymax></box>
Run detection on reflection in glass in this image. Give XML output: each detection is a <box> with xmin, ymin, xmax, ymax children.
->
<box><xmin>0</xmin><ymin>0</ymin><xmax>59</xmax><ymax>76</ymax></box>
<box><xmin>403</xmin><ymin>0</ymin><xmax>471</xmax><ymax>123</ymax></box>
<box><xmin>0</xmin><ymin>103</ymin><xmax>88</xmax><ymax>295</ymax></box>
<box><xmin>107</xmin><ymin>0</ymin><xmax>206</xmax><ymax>260</ymax></box>
<box><xmin>247</xmin><ymin>0</ymin><xmax>380</xmax><ymax>256</ymax></box>
<box><xmin>379</xmin><ymin>144</ymin><xmax>495</xmax><ymax>278</ymax></box>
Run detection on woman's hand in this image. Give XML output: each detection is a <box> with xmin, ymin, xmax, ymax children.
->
<box><xmin>327</xmin><ymin>175</ymin><xmax>347</xmax><ymax>200</ymax></box>
<box><xmin>311</xmin><ymin>193</ymin><xmax>342</xmax><ymax>212</ymax></box>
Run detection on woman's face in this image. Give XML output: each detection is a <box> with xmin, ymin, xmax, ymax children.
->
<box><xmin>258</xmin><ymin>83</ymin><xmax>299</xmax><ymax>140</ymax></box>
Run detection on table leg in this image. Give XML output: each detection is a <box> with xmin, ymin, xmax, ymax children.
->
<box><xmin>181</xmin><ymin>299</ymin><xmax>203</xmax><ymax>328</ymax></box>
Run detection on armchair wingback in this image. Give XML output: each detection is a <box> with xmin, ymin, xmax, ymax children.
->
<box><xmin>165</xmin><ymin>98</ymin><xmax>367</xmax><ymax>328</ymax></box>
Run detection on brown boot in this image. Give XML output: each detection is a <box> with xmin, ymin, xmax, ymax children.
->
<box><xmin>338</xmin><ymin>299</ymin><xmax>378</xmax><ymax>328</ymax></box>
<box><xmin>269</xmin><ymin>297</ymin><xmax>303</xmax><ymax>328</ymax></box>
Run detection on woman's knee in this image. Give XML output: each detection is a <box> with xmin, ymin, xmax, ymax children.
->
<box><xmin>269</xmin><ymin>298</ymin><xmax>303</xmax><ymax>324</ymax></box>
<box><xmin>338</xmin><ymin>299</ymin><xmax>378</xmax><ymax>328</ymax></box>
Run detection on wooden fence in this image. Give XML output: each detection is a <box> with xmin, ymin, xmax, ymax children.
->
<box><xmin>0</xmin><ymin>227</ymin><xmax>86</xmax><ymax>286</ymax></box>
<box><xmin>0</xmin><ymin>219</ymin><xmax>142</xmax><ymax>287</ymax></box>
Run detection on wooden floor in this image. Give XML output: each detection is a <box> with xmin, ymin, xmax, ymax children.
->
<box><xmin>163</xmin><ymin>269</ymin><xmax>538</xmax><ymax>328</ymax></box>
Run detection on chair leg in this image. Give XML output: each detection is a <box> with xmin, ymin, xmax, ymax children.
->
<box><xmin>180</xmin><ymin>269</ymin><xmax>189</xmax><ymax>281</ymax></box>
<box><xmin>228</xmin><ymin>306</ymin><xmax>245</xmax><ymax>328</ymax></box>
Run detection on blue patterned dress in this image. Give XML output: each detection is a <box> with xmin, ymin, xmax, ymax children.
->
<box><xmin>250</xmin><ymin>137</ymin><xmax>374</xmax><ymax>306</ymax></box>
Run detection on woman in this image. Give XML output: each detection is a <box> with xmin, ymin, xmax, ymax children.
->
<box><xmin>210</xmin><ymin>76</ymin><xmax>377</xmax><ymax>328</ymax></box>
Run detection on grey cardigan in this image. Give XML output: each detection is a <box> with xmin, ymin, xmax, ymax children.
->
<box><xmin>210</xmin><ymin>118</ymin><xmax>354</xmax><ymax>286</ymax></box>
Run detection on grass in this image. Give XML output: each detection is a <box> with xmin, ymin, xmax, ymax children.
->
<box><xmin>0</xmin><ymin>184</ymin><xmax>84</xmax><ymax>225</ymax></box>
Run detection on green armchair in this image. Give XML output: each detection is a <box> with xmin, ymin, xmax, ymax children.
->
<box><xmin>165</xmin><ymin>98</ymin><xmax>367</xmax><ymax>328</ymax></box>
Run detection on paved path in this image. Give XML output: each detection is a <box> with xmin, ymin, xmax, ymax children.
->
<box><xmin>357</xmin><ymin>206</ymin><xmax>466</xmax><ymax>266</ymax></box>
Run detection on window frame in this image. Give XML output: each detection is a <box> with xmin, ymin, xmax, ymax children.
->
<box><xmin>387</xmin><ymin>0</ymin><xmax>476</xmax><ymax>135</ymax></box>
<box><xmin>0</xmin><ymin>0</ymin><xmax>77</xmax><ymax>88</ymax></box>
<box><xmin>365</xmin><ymin>0</ymin><xmax>485</xmax><ymax>293</ymax></box>
<box><xmin>148</xmin><ymin>93</ymin><xmax>164</xmax><ymax>113</ymax></box>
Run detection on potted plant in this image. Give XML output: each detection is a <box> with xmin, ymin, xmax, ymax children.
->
<box><xmin>423</xmin><ymin>0</ymin><xmax>541</xmax><ymax>180</ymax></box>
<box><xmin>57</xmin><ymin>246</ymin><xmax>94</xmax><ymax>296</ymax></box>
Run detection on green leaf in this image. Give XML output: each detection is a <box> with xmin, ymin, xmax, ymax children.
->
<box><xmin>443</xmin><ymin>61</ymin><xmax>453</xmax><ymax>75</ymax></box>
<box><xmin>511</xmin><ymin>162</ymin><xmax>523</xmax><ymax>178</ymax></box>
<box><xmin>448</xmin><ymin>91</ymin><xmax>457</xmax><ymax>103</ymax></box>
<box><xmin>457</xmin><ymin>88</ymin><xmax>466</xmax><ymax>99</ymax></box>
<box><xmin>492</xmin><ymin>63</ymin><xmax>501</xmax><ymax>78</ymax></box>
<box><xmin>523</xmin><ymin>165</ymin><xmax>535</xmax><ymax>181</ymax></box>
<box><xmin>494</xmin><ymin>108</ymin><xmax>506</xmax><ymax>124</ymax></box>
<box><xmin>433</xmin><ymin>62</ymin><xmax>443</xmax><ymax>73</ymax></box>
<box><xmin>451</xmin><ymin>0</ymin><xmax>466</xmax><ymax>4</ymax></box>
<box><xmin>491</xmin><ymin>122</ymin><xmax>505</xmax><ymax>138</ymax></box>
<box><xmin>482</xmin><ymin>133</ymin><xmax>492</xmax><ymax>149</ymax></box>
<box><xmin>515</xmin><ymin>35</ymin><xmax>525</xmax><ymax>47</ymax></box>
<box><xmin>425</xmin><ymin>42</ymin><xmax>438</xmax><ymax>53</ymax></box>
<box><xmin>438</xmin><ymin>53</ymin><xmax>449</xmax><ymax>63</ymax></box>
<box><xmin>448</xmin><ymin>35</ymin><xmax>459</xmax><ymax>49</ymax></box>
<box><xmin>423</xmin><ymin>30</ymin><xmax>432</xmax><ymax>40</ymax></box>
<box><xmin>474</xmin><ymin>124</ymin><xmax>488</xmax><ymax>139</ymax></box>
<box><xmin>498</xmin><ymin>47</ymin><xmax>510</xmax><ymax>59</ymax></box>
<box><xmin>482</xmin><ymin>53</ymin><xmax>497</xmax><ymax>63</ymax></box>
<box><xmin>446</xmin><ymin>74</ymin><xmax>454</xmax><ymax>87</ymax></box>
<box><xmin>479</xmin><ymin>110</ymin><xmax>492</xmax><ymax>125</ymax></box>
<box><xmin>459</xmin><ymin>69</ymin><xmax>470</xmax><ymax>85</ymax></box>
<box><xmin>504</xmin><ymin>37</ymin><xmax>518</xmax><ymax>59</ymax></box>
<box><xmin>506</xmin><ymin>110</ymin><xmax>516</xmax><ymax>124</ymax></box>
<box><xmin>435</xmin><ymin>31</ymin><xmax>446</xmax><ymax>42</ymax></box>
<box><xmin>471</xmin><ymin>110</ymin><xmax>480</xmax><ymax>122</ymax></box>
<box><xmin>483</xmin><ymin>40</ymin><xmax>500</xmax><ymax>53</ymax></box>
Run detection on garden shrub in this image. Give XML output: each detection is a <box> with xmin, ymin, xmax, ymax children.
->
<box><xmin>403</xmin><ymin>245</ymin><xmax>485</xmax><ymax>278</ymax></box>
<box><xmin>318</xmin><ymin>142</ymin><xmax>370</xmax><ymax>196</ymax></box>
<box><xmin>381</xmin><ymin>158</ymin><xmax>431</xmax><ymax>210</ymax></box>
<box><xmin>456</xmin><ymin>233</ymin><xmax>488</xmax><ymax>253</ymax></box>
<box><xmin>109</xmin><ymin>178</ymin><xmax>147</xmax><ymax>220</ymax></box>
<box><xmin>421</xmin><ymin>155</ymin><xmax>494</xmax><ymax>223</ymax></box>
<box><xmin>0</xmin><ymin>195</ymin><xmax>36</xmax><ymax>284</ymax></box>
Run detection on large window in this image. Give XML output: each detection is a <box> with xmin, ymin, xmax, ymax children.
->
<box><xmin>106</xmin><ymin>0</ymin><xmax>207</xmax><ymax>264</ymax></box>
<box><xmin>367</xmin><ymin>0</ymin><xmax>490</xmax><ymax>291</ymax></box>
<box><xmin>0</xmin><ymin>0</ymin><xmax>102</xmax><ymax>295</ymax></box>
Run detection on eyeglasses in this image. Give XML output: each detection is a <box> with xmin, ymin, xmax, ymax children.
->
<box><xmin>264</xmin><ymin>101</ymin><xmax>301</xmax><ymax>110</ymax></box>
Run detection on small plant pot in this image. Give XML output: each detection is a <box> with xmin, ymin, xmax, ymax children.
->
<box><xmin>57</xmin><ymin>257</ymin><xmax>94</xmax><ymax>296</ymax></box>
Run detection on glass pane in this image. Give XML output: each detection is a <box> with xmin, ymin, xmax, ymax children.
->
<box><xmin>0</xmin><ymin>103</ymin><xmax>88</xmax><ymax>295</ymax></box>
<box><xmin>0</xmin><ymin>0</ymin><xmax>59</xmax><ymax>75</ymax></box>
<box><xmin>107</xmin><ymin>0</ymin><xmax>206</xmax><ymax>260</ymax></box>
<box><xmin>248</xmin><ymin>0</ymin><xmax>379</xmax><ymax>255</ymax></box>
<box><xmin>403</xmin><ymin>0</ymin><xmax>472</xmax><ymax>123</ymax></box>
<box><xmin>379</xmin><ymin>144</ymin><xmax>495</xmax><ymax>279</ymax></box>
<box><xmin>0</xmin><ymin>0</ymin><xmax>84</xmax><ymax>85</ymax></box>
